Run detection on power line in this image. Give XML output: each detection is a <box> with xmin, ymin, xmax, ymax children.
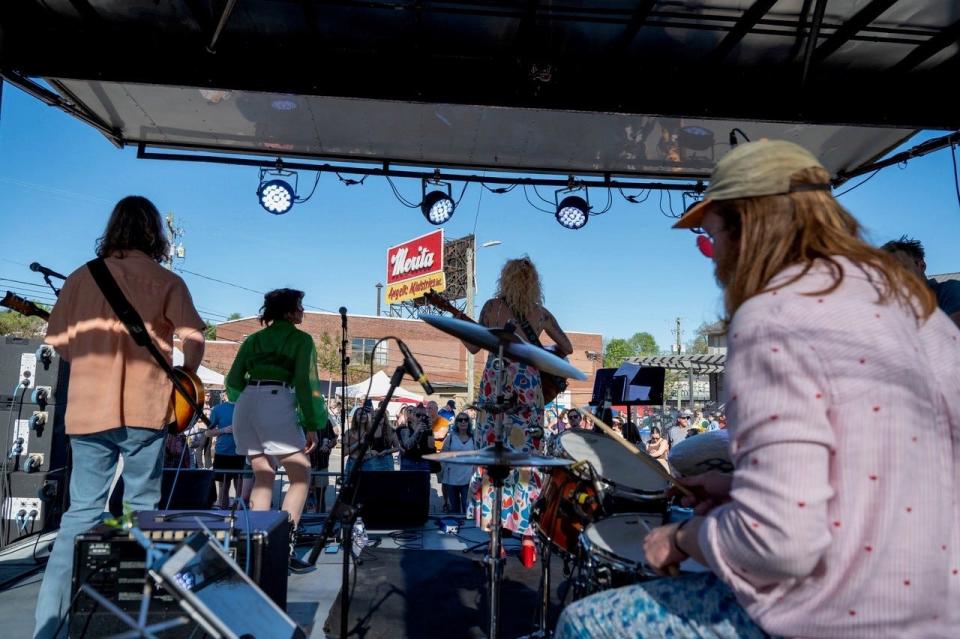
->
<box><xmin>0</xmin><ymin>277</ymin><xmax>50</xmax><ymax>290</ymax></box>
<box><xmin>174</xmin><ymin>267</ymin><xmax>337</xmax><ymax>313</ymax></box>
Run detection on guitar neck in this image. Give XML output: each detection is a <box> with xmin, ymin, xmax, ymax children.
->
<box><xmin>1</xmin><ymin>292</ymin><xmax>50</xmax><ymax>321</ymax></box>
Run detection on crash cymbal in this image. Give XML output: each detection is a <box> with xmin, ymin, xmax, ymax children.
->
<box><xmin>505</xmin><ymin>342</ymin><xmax>588</xmax><ymax>380</ymax></box>
<box><xmin>420</xmin><ymin>314</ymin><xmax>504</xmax><ymax>351</ymax></box>
<box><xmin>424</xmin><ymin>444</ymin><xmax>573</xmax><ymax>468</ymax></box>
<box><xmin>421</xmin><ymin>314</ymin><xmax>587</xmax><ymax>380</ymax></box>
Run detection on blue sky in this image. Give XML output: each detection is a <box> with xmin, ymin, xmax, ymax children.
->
<box><xmin>1</xmin><ymin>83</ymin><xmax>958</xmax><ymax>351</ymax></box>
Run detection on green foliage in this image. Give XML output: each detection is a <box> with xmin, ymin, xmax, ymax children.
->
<box><xmin>227</xmin><ymin>312</ymin><xmax>242</xmax><ymax>320</ymax></box>
<box><xmin>604</xmin><ymin>332</ymin><xmax>659</xmax><ymax>367</ymax></box>
<box><xmin>627</xmin><ymin>332</ymin><xmax>659</xmax><ymax>356</ymax></box>
<box><xmin>0</xmin><ymin>310</ymin><xmax>47</xmax><ymax>338</ymax></box>
<box><xmin>203</xmin><ymin>321</ymin><xmax>217</xmax><ymax>340</ymax></box>
<box><xmin>603</xmin><ymin>338</ymin><xmax>635</xmax><ymax>367</ymax></box>
<box><xmin>103</xmin><ymin>503</ymin><xmax>136</xmax><ymax>531</ymax></box>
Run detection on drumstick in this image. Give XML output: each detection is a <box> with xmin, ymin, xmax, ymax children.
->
<box><xmin>578</xmin><ymin>408</ymin><xmax>694</xmax><ymax>498</ymax></box>
<box><xmin>635</xmin><ymin>517</ymin><xmax>682</xmax><ymax>578</ymax></box>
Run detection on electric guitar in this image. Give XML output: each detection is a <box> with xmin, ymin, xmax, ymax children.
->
<box><xmin>1</xmin><ymin>291</ymin><xmax>50</xmax><ymax>321</ymax></box>
<box><xmin>2</xmin><ymin>291</ymin><xmax>205</xmax><ymax>434</ymax></box>
<box><xmin>422</xmin><ymin>290</ymin><xmax>569</xmax><ymax>403</ymax></box>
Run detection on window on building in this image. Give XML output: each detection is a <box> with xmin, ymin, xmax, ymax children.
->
<box><xmin>351</xmin><ymin>337</ymin><xmax>388</xmax><ymax>366</ymax></box>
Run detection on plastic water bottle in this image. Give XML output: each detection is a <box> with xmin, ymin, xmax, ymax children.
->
<box><xmin>352</xmin><ymin>517</ymin><xmax>368</xmax><ymax>559</ymax></box>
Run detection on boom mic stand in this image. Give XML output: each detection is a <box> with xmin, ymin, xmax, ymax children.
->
<box><xmin>338</xmin><ymin>307</ymin><xmax>349</xmax><ymax>478</ymax></box>
<box><xmin>306</xmin><ymin>363</ymin><xmax>409</xmax><ymax>639</ymax></box>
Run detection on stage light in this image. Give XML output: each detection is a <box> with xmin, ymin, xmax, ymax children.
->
<box><xmin>257</xmin><ymin>164</ymin><xmax>303</xmax><ymax>215</ymax></box>
<box><xmin>420</xmin><ymin>178</ymin><xmax>455</xmax><ymax>225</ymax></box>
<box><xmin>258</xmin><ymin>179</ymin><xmax>295</xmax><ymax>214</ymax></box>
<box><xmin>555</xmin><ymin>195</ymin><xmax>590</xmax><ymax>230</ymax></box>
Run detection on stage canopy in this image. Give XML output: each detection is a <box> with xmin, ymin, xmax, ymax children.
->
<box><xmin>2</xmin><ymin>1</ymin><xmax>957</xmax><ymax>180</ymax></box>
<box><xmin>172</xmin><ymin>348</ymin><xmax>225</xmax><ymax>387</ymax></box>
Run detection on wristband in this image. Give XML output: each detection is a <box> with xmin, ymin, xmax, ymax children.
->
<box><xmin>672</xmin><ymin>519</ymin><xmax>692</xmax><ymax>559</ymax></box>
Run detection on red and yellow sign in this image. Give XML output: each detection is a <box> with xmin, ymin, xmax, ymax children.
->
<box><xmin>386</xmin><ymin>230</ymin><xmax>446</xmax><ymax>303</ymax></box>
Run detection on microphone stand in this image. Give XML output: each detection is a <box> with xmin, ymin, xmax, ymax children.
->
<box><xmin>307</xmin><ymin>364</ymin><xmax>407</xmax><ymax>639</ymax></box>
<box><xmin>339</xmin><ymin>311</ymin><xmax>349</xmax><ymax>477</ymax></box>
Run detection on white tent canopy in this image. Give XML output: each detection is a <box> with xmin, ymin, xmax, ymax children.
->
<box><xmin>172</xmin><ymin>348</ymin><xmax>225</xmax><ymax>387</ymax></box>
<box><xmin>344</xmin><ymin>370</ymin><xmax>423</xmax><ymax>402</ymax></box>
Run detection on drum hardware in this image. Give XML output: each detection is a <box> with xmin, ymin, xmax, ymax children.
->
<box><xmin>578</xmin><ymin>408</ymin><xmax>694</xmax><ymax>498</ymax></box>
<box><xmin>421</xmin><ymin>315</ymin><xmax>581</xmax><ymax>639</ymax></box>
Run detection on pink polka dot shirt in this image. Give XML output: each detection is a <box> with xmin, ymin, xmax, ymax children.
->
<box><xmin>699</xmin><ymin>258</ymin><xmax>960</xmax><ymax>638</ymax></box>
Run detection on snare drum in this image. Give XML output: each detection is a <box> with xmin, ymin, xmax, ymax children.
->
<box><xmin>558</xmin><ymin>429</ymin><xmax>670</xmax><ymax>510</ymax></box>
<box><xmin>532</xmin><ymin>464</ymin><xmax>602</xmax><ymax>556</ymax></box>
<box><xmin>576</xmin><ymin>513</ymin><xmax>664</xmax><ymax>595</ymax></box>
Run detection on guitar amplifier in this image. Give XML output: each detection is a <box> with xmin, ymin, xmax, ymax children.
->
<box><xmin>70</xmin><ymin>510</ymin><xmax>289</xmax><ymax>637</ymax></box>
<box><xmin>0</xmin><ymin>336</ymin><xmax>69</xmax><ymax>472</ymax></box>
<box><xmin>0</xmin><ymin>469</ymin><xmax>66</xmax><ymax>548</ymax></box>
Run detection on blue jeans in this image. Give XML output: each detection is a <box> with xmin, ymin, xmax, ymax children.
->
<box><xmin>34</xmin><ymin>427</ymin><xmax>166</xmax><ymax>639</ymax></box>
<box><xmin>345</xmin><ymin>454</ymin><xmax>394</xmax><ymax>476</ymax></box>
<box><xmin>445</xmin><ymin>483</ymin><xmax>469</xmax><ymax>514</ymax></box>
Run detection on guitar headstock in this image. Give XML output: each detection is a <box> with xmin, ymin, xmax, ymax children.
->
<box><xmin>1</xmin><ymin>292</ymin><xmax>51</xmax><ymax>321</ymax></box>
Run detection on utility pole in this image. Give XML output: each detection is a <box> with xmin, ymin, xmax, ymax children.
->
<box><xmin>672</xmin><ymin>317</ymin><xmax>684</xmax><ymax>411</ymax></box>
<box><xmin>163</xmin><ymin>213</ymin><xmax>185</xmax><ymax>271</ymax></box>
<box><xmin>466</xmin><ymin>240</ymin><xmax>476</xmax><ymax>403</ymax></box>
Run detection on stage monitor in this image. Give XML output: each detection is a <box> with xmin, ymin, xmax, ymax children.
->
<box><xmin>152</xmin><ymin>531</ymin><xmax>305</xmax><ymax>639</ymax></box>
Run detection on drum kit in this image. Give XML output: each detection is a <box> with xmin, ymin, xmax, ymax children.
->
<box><xmin>421</xmin><ymin>314</ymin><xmax>713</xmax><ymax>639</ymax></box>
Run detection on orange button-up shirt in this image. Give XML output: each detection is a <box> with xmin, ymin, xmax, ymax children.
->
<box><xmin>45</xmin><ymin>251</ymin><xmax>206</xmax><ymax>435</ymax></box>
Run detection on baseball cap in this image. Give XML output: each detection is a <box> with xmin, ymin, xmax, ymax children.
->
<box><xmin>674</xmin><ymin>139</ymin><xmax>831</xmax><ymax>229</ymax></box>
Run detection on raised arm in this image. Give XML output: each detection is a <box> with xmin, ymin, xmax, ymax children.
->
<box><xmin>541</xmin><ymin>307</ymin><xmax>573</xmax><ymax>356</ymax></box>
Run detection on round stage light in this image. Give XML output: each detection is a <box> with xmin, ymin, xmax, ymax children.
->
<box><xmin>555</xmin><ymin>196</ymin><xmax>590</xmax><ymax>230</ymax></box>
<box><xmin>258</xmin><ymin>180</ymin><xmax>295</xmax><ymax>215</ymax></box>
<box><xmin>421</xmin><ymin>190</ymin><xmax>455</xmax><ymax>225</ymax></box>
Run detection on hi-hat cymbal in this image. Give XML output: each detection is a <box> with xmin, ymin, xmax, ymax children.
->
<box><xmin>424</xmin><ymin>445</ymin><xmax>573</xmax><ymax>468</ymax></box>
<box><xmin>420</xmin><ymin>314</ymin><xmax>588</xmax><ymax>380</ymax></box>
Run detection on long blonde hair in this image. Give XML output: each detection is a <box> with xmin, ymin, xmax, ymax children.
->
<box><xmin>495</xmin><ymin>257</ymin><xmax>544</xmax><ymax>320</ymax></box>
<box><xmin>717</xmin><ymin>166</ymin><xmax>936</xmax><ymax>321</ymax></box>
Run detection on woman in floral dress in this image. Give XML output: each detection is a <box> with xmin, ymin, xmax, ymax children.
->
<box><xmin>464</xmin><ymin>257</ymin><xmax>573</xmax><ymax>562</ymax></box>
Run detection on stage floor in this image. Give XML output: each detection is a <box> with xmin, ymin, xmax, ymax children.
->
<box><xmin>0</xmin><ymin>514</ymin><xmax>558</xmax><ymax>639</ymax></box>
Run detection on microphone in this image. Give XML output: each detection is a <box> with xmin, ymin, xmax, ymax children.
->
<box><xmin>29</xmin><ymin>263</ymin><xmax>67</xmax><ymax>280</ymax></box>
<box><xmin>339</xmin><ymin>306</ymin><xmax>347</xmax><ymax>329</ymax></box>
<box><xmin>397</xmin><ymin>340</ymin><xmax>434</xmax><ymax>395</ymax></box>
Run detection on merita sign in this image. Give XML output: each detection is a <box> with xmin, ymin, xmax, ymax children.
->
<box><xmin>385</xmin><ymin>229</ymin><xmax>446</xmax><ymax>303</ymax></box>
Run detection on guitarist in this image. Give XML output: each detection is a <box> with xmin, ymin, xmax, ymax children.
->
<box><xmin>462</xmin><ymin>256</ymin><xmax>573</xmax><ymax>567</ymax></box>
<box><xmin>35</xmin><ymin>196</ymin><xmax>206</xmax><ymax>639</ymax></box>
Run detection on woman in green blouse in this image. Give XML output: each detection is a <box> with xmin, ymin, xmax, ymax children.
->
<box><xmin>226</xmin><ymin>288</ymin><xmax>328</xmax><ymax>572</ymax></box>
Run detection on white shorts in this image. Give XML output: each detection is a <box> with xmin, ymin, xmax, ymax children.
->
<box><xmin>233</xmin><ymin>385</ymin><xmax>306</xmax><ymax>457</ymax></box>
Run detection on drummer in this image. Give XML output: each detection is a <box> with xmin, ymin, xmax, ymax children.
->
<box><xmin>555</xmin><ymin>140</ymin><xmax>959</xmax><ymax>637</ymax></box>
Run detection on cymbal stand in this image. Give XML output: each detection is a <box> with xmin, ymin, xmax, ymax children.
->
<box><xmin>484</xmin><ymin>335</ymin><xmax>510</xmax><ymax>639</ymax></box>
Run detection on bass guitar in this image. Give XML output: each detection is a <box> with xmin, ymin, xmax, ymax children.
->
<box><xmin>2</xmin><ymin>291</ymin><xmax>205</xmax><ymax>434</ymax></box>
<box><xmin>422</xmin><ymin>290</ymin><xmax>569</xmax><ymax>403</ymax></box>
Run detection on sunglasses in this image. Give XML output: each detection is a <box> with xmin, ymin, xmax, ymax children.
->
<box><xmin>569</xmin><ymin>414</ymin><xmax>581</xmax><ymax>419</ymax></box>
<box><xmin>455</xmin><ymin>418</ymin><xmax>469</xmax><ymax>423</ymax></box>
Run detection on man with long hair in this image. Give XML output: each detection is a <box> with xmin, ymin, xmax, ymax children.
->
<box><xmin>35</xmin><ymin>196</ymin><xmax>206</xmax><ymax>639</ymax></box>
<box><xmin>556</xmin><ymin>140</ymin><xmax>959</xmax><ymax>637</ymax></box>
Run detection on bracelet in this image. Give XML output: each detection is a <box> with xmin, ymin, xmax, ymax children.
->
<box><xmin>672</xmin><ymin>519</ymin><xmax>692</xmax><ymax>559</ymax></box>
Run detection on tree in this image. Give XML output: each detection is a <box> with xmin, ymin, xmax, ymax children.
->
<box><xmin>628</xmin><ymin>332</ymin><xmax>659</xmax><ymax>356</ymax></box>
<box><xmin>603</xmin><ymin>338</ymin><xmax>634</xmax><ymax>367</ymax></box>
<box><xmin>227</xmin><ymin>312</ymin><xmax>242</xmax><ymax>320</ymax></box>
<box><xmin>316</xmin><ymin>332</ymin><xmax>342</xmax><ymax>395</ymax></box>
<box><xmin>0</xmin><ymin>310</ymin><xmax>47</xmax><ymax>338</ymax></box>
<box><xmin>203</xmin><ymin>321</ymin><xmax>217</xmax><ymax>340</ymax></box>
<box><xmin>685</xmin><ymin>322</ymin><xmax>714</xmax><ymax>355</ymax></box>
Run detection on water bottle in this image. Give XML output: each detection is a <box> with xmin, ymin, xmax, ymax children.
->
<box><xmin>352</xmin><ymin>517</ymin><xmax>368</xmax><ymax>559</ymax></box>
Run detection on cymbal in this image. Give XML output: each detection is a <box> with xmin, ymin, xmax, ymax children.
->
<box><xmin>505</xmin><ymin>342</ymin><xmax>588</xmax><ymax>381</ymax></box>
<box><xmin>424</xmin><ymin>445</ymin><xmax>574</xmax><ymax>468</ymax></box>
<box><xmin>421</xmin><ymin>314</ymin><xmax>503</xmax><ymax>351</ymax></box>
<box><xmin>420</xmin><ymin>314</ymin><xmax>588</xmax><ymax>380</ymax></box>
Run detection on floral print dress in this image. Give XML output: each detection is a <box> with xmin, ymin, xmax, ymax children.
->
<box><xmin>467</xmin><ymin>355</ymin><xmax>544</xmax><ymax>537</ymax></box>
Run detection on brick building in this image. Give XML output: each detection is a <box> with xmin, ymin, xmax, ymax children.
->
<box><xmin>203</xmin><ymin>311</ymin><xmax>602</xmax><ymax>408</ymax></box>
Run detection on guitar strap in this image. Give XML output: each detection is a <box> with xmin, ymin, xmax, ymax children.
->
<box><xmin>501</xmin><ymin>298</ymin><xmax>544</xmax><ymax>348</ymax></box>
<box><xmin>86</xmin><ymin>258</ymin><xmax>205</xmax><ymax>422</ymax></box>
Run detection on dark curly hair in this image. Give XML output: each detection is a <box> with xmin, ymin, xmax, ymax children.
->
<box><xmin>880</xmin><ymin>235</ymin><xmax>925</xmax><ymax>262</ymax></box>
<box><xmin>259</xmin><ymin>288</ymin><xmax>304</xmax><ymax>325</ymax></box>
<box><xmin>95</xmin><ymin>196</ymin><xmax>170</xmax><ymax>262</ymax></box>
